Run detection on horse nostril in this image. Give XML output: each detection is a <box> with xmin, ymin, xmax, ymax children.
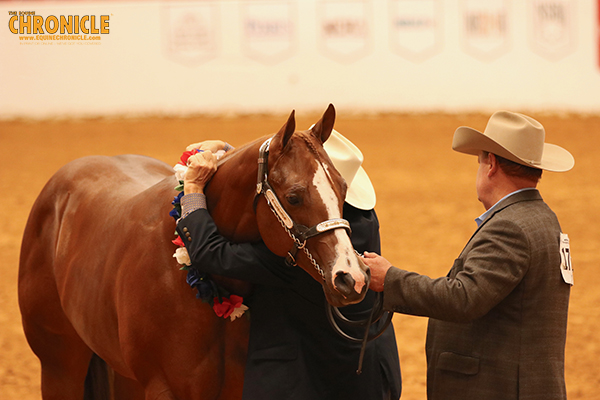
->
<box><xmin>334</xmin><ymin>271</ymin><xmax>356</xmax><ymax>297</ymax></box>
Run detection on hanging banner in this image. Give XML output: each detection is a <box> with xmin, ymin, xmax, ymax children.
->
<box><xmin>317</xmin><ymin>0</ymin><xmax>372</xmax><ymax>63</ymax></box>
<box><xmin>389</xmin><ymin>0</ymin><xmax>442</xmax><ymax>62</ymax></box>
<box><xmin>529</xmin><ymin>0</ymin><xmax>576</xmax><ymax>61</ymax></box>
<box><xmin>162</xmin><ymin>3</ymin><xmax>219</xmax><ymax>66</ymax></box>
<box><xmin>461</xmin><ymin>0</ymin><xmax>509</xmax><ymax>62</ymax></box>
<box><xmin>241</xmin><ymin>1</ymin><xmax>296</xmax><ymax>65</ymax></box>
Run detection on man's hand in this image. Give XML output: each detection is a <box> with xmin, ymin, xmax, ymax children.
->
<box><xmin>184</xmin><ymin>151</ymin><xmax>217</xmax><ymax>194</ymax></box>
<box><xmin>186</xmin><ymin>140</ymin><xmax>229</xmax><ymax>153</ymax></box>
<box><xmin>363</xmin><ymin>251</ymin><xmax>393</xmax><ymax>292</ymax></box>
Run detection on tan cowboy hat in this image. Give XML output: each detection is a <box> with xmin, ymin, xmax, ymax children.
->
<box><xmin>452</xmin><ymin>111</ymin><xmax>574</xmax><ymax>172</ymax></box>
<box><xmin>323</xmin><ymin>129</ymin><xmax>377</xmax><ymax>210</ymax></box>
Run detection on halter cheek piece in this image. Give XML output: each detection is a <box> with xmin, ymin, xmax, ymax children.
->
<box><xmin>253</xmin><ymin>137</ymin><xmax>352</xmax><ymax>277</ymax></box>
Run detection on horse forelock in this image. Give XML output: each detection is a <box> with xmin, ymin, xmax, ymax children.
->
<box><xmin>297</xmin><ymin>132</ymin><xmax>340</xmax><ymax>188</ymax></box>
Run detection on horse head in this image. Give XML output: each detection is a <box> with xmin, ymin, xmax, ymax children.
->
<box><xmin>255</xmin><ymin>104</ymin><xmax>371</xmax><ymax>307</ymax></box>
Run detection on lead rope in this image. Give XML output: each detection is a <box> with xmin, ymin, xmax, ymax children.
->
<box><xmin>356</xmin><ymin>299</ymin><xmax>377</xmax><ymax>375</ymax></box>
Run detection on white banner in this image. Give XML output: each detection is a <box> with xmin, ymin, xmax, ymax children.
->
<box><xmin>318</xmin><ymin>0</ymin><xmax>372</xmax><ymax>63</ymax></box>
<box><xmin>162</xmin><ymin>3</ymin><xmax>219</xmax><ymax>66</ymax></box>
<box><xmin>529</xmin><ymin>0</ymin><xmax>576</xmax><ymax>61</ymax></box>
<box><xmin>389</xmin><ymin>0</ymin><xmax>442</xmax><ymax>62</ymax></box>
<box><xmin>241</xmin><ymin>1</ymin><xmax>296</xmax><ymax>65</ymax></box>
<box><xmin>461</xmin><ymin>0</ymin><xmax>510</xmax><ymax>62</ymax></box>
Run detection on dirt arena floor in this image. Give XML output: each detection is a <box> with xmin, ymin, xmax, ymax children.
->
<box><xmin>1</xmin><ymin>112</ymin><xmax>599</xmax><ymax>399</ymax></box>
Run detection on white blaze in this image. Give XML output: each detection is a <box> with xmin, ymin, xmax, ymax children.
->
<box><xmin>313</xmin><ymin>162</ymin><xmax>366</xmax><ymax>295</ymax></box>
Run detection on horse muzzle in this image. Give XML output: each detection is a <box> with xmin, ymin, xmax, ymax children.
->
<box><xmin>325</xmin><ymin>252</ymin><xmax>370</xmax><ymax>307</ymax></box>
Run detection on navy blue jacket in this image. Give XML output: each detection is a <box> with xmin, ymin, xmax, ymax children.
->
<box><xmin>177</xmin><ymin>203</ymin><xmax>401</xmax><ymax>400</ymax></box>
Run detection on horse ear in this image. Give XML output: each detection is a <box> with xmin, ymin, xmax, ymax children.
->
<box><xmin>276</xmin><ymin>109</ymin><xmax>296</xmax><ymax>149</ymax></box>
<box><xmin>310</xmin><ymin>104</ymin><xmax>336</xmax><ymax>143</ymax></box>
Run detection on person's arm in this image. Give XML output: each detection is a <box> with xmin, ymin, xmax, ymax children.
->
<box><xmin>186</xmin><ymin>140</ymin><xmax>234</xmax><ymax>153</ymax></box>
<box><xmin>364</xmin><ymin>218</ymin><xmax>529</xmax><ymax>322</ymax></box>
<box><xmin>177</xmin><ymin>208</ymin><xmax>294</xmax><ymax>286</ymax></box>
<box><xmin>177</xmin><ymin>147</ymin><xmax>293</xmax><ymax>286</ymax></box>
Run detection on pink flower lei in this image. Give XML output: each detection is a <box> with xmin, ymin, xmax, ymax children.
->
<box><xmin>170</xmin><ymin>149</ymin><xmax>248</xmax><ymax>321</ymax></box>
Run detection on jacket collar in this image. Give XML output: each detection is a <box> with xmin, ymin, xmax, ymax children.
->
<box><xmin>481</xmin><ymin>188</ymin><xmax>542</xmax><ymax>226</ymax></box>
<box><xmin>460</xmin><ymin>189</ymin><xmax>543</xmax><ymax>255</ymax></box>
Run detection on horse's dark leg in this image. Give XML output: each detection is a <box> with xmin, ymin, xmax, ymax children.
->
<box><xmin>84</xmin><ymin>354</ymin><xmax>113</xmax><ymax>400</ymax></box>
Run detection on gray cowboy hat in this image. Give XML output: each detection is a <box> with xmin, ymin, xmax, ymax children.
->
<box><xmin>452</xmin><ymin>111</ymin><xmax>574</xmax><ymax>172</ymax></box>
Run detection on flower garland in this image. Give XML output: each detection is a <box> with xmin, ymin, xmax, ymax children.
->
<box><xmin>170</xmin><ymin>148</ymin><xmax>248</xmax><ymax>321</ymax></box>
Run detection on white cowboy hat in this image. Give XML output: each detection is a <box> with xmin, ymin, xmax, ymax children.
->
<box><xmin>323</xmin><ymin>129</ymin><xmax>376</xmax><ymax>210</ymax></box>
<box><xmin>452</xmin><ymin>111</ymin><xmax>574</xmax><ymax>172</ymax></box>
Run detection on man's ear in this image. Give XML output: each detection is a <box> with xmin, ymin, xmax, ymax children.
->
<box><xmin>487</xmin><ymin>153</ymin><xmax>499</xmax><ymax>176</ymax></box>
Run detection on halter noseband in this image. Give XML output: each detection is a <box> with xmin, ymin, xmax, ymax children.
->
<box><xmin>254</xmin><ymin>137</ymin><xmax>352</xmax><ymax>277</ymax></box>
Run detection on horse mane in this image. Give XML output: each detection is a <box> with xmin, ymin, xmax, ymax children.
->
<box><xmin>216</xmin><ymin>135</ymin><xmax>270</xmax><ymax>168</ymax></box>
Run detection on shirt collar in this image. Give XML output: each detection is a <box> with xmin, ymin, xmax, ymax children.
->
<box><xmin>475</xmin><ymin>188</ymin><xmax>537</xmax><ymax>227</ymax></box>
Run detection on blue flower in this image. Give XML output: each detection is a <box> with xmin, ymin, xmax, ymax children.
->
<box><xmin>186</xmin><ymin>269</ymin><xmax>215</xmax><ymax>302</ymax></box>
<box><xmin>169</xmin><ymin>208</ymin><xmax>180</xmax><ymax>220</ymax></box>
<box><xmin>172</xmin><ymin>191</ymin><xmax>184</xmax><ymax>206</ymax></box>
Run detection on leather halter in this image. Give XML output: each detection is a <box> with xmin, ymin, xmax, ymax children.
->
<box><xmin>254</xmin><ymin>137</ymin><xmax>392</xmax><ymax>373</ymax></box>
<box><xmin>254</xmin><ymin>137</ymin><xmax>352</xmax><ymax>277</ymax></box>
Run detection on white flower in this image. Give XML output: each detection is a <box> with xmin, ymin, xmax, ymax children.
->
<box><xmin>215</xmin><ymin>149</ymin><xmax>226</xmax><ymax>160</ymax></box>
<box><xmin>173</xmin><ymin>164</ymin><xmax>188</xmax><ymax>182</ymax></box>
<box><xmin>229</xmin><ymin>304</ymin><xmax>249</xmax><ymax>321</ymax></box>
<box><xmin>173</xmin><ymin>247</ymin><xmax>191</xmax><ymax>266</ymax></box>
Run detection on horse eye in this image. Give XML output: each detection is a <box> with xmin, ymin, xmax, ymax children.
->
<box><xmin>286</xmin><ymin>194</ymin><xmax>301</xmax><ymax>206</ymax></box>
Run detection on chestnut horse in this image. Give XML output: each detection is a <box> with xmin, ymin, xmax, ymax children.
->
<box><xmin>18</xmin><ymin>104</ymin><xmax>370</xmax><ymax>400</ymax></box>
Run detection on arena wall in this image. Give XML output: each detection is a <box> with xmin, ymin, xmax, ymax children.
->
<box><xmin>1</xmin><ymin>0</ymin><xmax>599</xmax><ymax>119</ymax></box>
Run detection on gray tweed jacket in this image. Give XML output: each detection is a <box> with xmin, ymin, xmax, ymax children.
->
<box><xmin>383</xmin><ymin>189</ymin><xmax>570</xmax><ymax>400</ymax></box>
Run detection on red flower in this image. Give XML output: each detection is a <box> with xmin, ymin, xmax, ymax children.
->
<box><xmin>212</xmin><ymin>295</ymin><xmax>244</xmax><ymax>319</ymax></box>
<box><xmin>179</xmin><ymin>150</ymin><xmax>198</xmax><ymax>166</ymax></box>
<box><xmin>172</xmin><ymin>236</ymin><xmax>185</xmax><ymax>247</ymax></box>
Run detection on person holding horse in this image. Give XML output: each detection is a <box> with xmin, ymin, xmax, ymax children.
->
<box><xmin>178</xmin><ymin>130</ymin><xmax>402</xmax><ymax>400</ymax></box>
<box><xmin>364</xmin><ymin>111</ymin><xmax>574</xmax><ymax>400</ymax></box>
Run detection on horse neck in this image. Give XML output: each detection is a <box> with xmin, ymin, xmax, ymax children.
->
<box><xmin>204</xmin><ymin>139</ymin><xmax>265</xmax><ymax>243</ymax></box>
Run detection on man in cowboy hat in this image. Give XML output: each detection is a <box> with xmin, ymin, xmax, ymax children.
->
<box><xmin>364</xmin><ymin>111</ymin><xmax>574</xmax><ymax>400</ymax></box>
<box><xmin>179</xmin><ymin>129</ymin><xmax>402</xmax><ymax>400</ymax></box>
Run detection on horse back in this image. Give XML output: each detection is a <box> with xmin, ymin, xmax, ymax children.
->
<box><xmin>20</xmin><ymin>154</ymin><xmax>249</xmax><ymax>398</ymax></box>
<box><xmin>19</xmin><ymin>154</ymin><xmax>178</xmax><ymax>374</ymax></box>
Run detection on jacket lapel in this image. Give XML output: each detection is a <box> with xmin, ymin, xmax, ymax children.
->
<box><xmin>459</xmin><ymin>189</ymin><xmax>543</xmax><ymax>256</ymax></box>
